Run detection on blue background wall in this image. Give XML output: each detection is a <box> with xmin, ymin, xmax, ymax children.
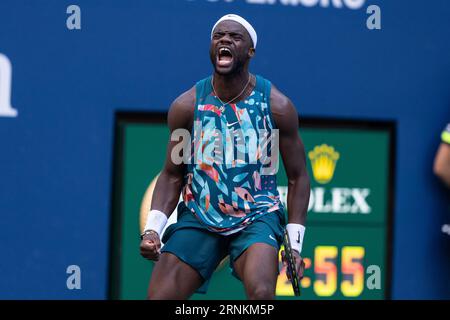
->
<box><xmin>0</xmin><ymin>0</ymin><xmax>449</xmax><ymax>299</ymax></box>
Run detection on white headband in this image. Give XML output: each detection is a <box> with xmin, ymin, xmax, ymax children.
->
<box><xmin>211</xmin><ymin>14</ymin><xmax>257</xmax><ymax>48</ymax></box>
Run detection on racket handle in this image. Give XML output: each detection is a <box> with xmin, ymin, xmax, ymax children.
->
<box><xmin>283</xmin><ymin>229</ymin><xmax>301</xmax><ymax>296</ymax></box>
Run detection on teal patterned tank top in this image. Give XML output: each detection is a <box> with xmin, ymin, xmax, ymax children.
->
<box><xmin>182</xmin><ymin>74</ymin><xmax>284</xmax><ymax>234</ymax></box>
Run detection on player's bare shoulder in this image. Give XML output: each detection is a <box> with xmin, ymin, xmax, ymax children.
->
<box><xmin>270</xmin><ymin>84</ymin><xmax>299</xmax><ymax>132</ymax></box>
<box><xmin>168</xmin><ymin>86</ymin><xmax>196</xmax><ymax>131</ymax></box>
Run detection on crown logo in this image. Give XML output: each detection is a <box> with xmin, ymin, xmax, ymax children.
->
<box><xmin>308</xmin><ymin>144</ymin><xmax>340</xmax><ymax>184</ymax></box>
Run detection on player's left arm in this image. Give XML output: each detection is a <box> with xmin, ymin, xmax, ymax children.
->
<box><xmin>271</xmin><ymin>85</ymin><xmax>311</xmax><ymax>277</ymax></box>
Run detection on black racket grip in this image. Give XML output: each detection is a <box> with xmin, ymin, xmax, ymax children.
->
<box><xmin>283</xmin><ymin>229</ymin><xmax>301</xmax><ymax>296</ymax></box>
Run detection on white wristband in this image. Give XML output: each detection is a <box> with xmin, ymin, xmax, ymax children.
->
<box><xmin>144</xmin><ymin>210</ymin><xmax>168</xmax><ymax>236</ymax></box>
<box><xmin>286</xmin><ymin>223</ymin><xmax>306</xmax><ymax>254</ymax></box>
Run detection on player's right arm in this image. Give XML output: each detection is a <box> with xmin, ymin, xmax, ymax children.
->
<box><xmin>140</xmin><ymin>87</ymin><xmax>195</xmax><ymax>261</ymax></box>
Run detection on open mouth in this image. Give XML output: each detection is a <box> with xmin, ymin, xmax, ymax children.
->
<box><xmin>217</xmin><ymin>47</ymin><xmax>233</xmax><ymax>68</ymax></box>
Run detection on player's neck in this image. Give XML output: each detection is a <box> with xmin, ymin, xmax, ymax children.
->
<box><xmin>212</xmin><ymin>70</ymin><xmax>251</xmax><ymax>102</ymax></box>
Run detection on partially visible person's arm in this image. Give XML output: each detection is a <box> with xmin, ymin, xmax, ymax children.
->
<box><xmin>434</xmin><ymin>124</ymin><xmax>450</xmax><ymax>188</ymax></box>
<box><xmin>140</xmin><ymin>87</ymin><xmax>195</xmax><ymax>261</ymax></box>
<box><xmin>271</xmin><ymin>85</ymin><xmax>311</xmax><ymax>278</ymax></box>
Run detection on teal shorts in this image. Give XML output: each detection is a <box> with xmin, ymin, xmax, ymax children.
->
<box><xmin>161</xmin><ymin>202</ymin><xmax>286</xmax><ymax>294</ymax></box>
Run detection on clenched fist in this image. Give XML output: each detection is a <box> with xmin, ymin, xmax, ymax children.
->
<box><xmin>281</xmin><ymin>249</ymin><xmax>305</xmax><ymax>281</ymax></box>
<box><xmin>140</xmin><ymin>230</ymin><xmax>162</xmax><ymax>261</ymax></box>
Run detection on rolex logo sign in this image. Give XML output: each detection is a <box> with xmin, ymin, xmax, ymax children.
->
<box><xmin>308</xmin><ymin>144</ymin><xmax>340</xmax><ymax>184</ymax></box>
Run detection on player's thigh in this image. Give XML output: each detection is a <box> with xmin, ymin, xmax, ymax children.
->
<box><xmin>148</xmin><ymin>226</ymin><xmax>228</xmax><ymax>299</ymax></box>
<box><xmin>233</xmin><ymin>242</ymin><xmax>279</xmax><ymax>293</ymax></box>
<box><xmin>148</xmin><ymin>252</ymin><xmax>203</xmax><ymax>300</ymax></box>
<box><xmin>230</xmin><ymin>213</ymin><xmax>284</xmax><ymax>296</ymax></box>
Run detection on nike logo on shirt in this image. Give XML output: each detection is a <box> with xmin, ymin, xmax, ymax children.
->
<box><xmin>227</xmin><ymin>121</ymin><xmax>239</xmax><ymax>127</ymax></box>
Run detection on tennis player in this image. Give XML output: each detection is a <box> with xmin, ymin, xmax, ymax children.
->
<box><xmin>140</xmin><ymin>14</ymin><xmax>310</xmax><ymax>300</ymax></box>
